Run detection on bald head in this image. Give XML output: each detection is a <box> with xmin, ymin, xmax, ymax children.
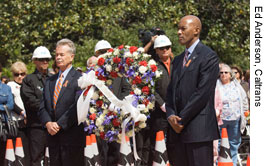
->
<box><xmin>181</xmin><ymin>15</ymin><xmax>202</xmax><ymax>35</ymax></box>
<box><xmin>178</xmin><ymin>15</ymin><xmax>202</xmax><ymax>48</ymax></box>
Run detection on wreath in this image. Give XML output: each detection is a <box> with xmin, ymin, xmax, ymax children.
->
<box><xmin>77</xmin><ymin>45</ymin><xmax>162</xmax><ymax>143</ymax></box>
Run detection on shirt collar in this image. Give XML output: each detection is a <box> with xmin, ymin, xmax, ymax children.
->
<box><xmin>59</xmin><ymin>65</ymin><xmax>72</xmax><ymax>78</ymax></box>
<box><xmin>186</xmin><ymin>39</ymin><xmax>200</xmax><ymax>57</ymax></box>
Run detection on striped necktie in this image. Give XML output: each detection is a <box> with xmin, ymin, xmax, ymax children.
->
<box><xmin>53</xmin><ymin>73</ymin><xmax>63</xmax><ymax>109</ymax></box>
<box><xmin>183</xmin><ymin>50</ymin><xmax>190</xmax><ymax>67</ymax></box>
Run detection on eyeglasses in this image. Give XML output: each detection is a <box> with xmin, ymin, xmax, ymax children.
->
<box><xmin>158</xmin><ymin>46</ymin><xmax>171</xmax><ymax>50</ymax></box>
<box><xmin>14</xmin><ymin>72</ymin><xmax>26</xmax><ymax>77</ymax></box>
<box><xmin>36</xmin><ymin>58</ymin><xmax>50</xmax><ymax>62</ymax></box>
<box><xmin>220</xmin><ymin>71</ymin><xmax>229</xmax><ymax>74</ymax></box>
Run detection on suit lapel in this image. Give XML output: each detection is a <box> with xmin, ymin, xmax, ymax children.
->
<box><xmin>57</xmin><ymin>68</ymin><xmax>75</xmax><ymax>102</ymax></box>
<box><xmin>176</xmin><ymin>42</ymin><xmax>202</xmax><ymax>83</ymax></box>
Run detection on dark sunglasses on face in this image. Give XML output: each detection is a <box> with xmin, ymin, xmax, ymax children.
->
<box><xmin>14</xmin><ymin>72</ymin><xmax>26</xmax><ymax>77</ymax></box>
<box><xmin>98</xmin><ymin>49</ymin><xmax>108</xmax><ymax>54</ymax></box>
<box><xmin>158</xmin><ymin>46</ymin><xmax>171</xmax><ymax>50</ymax></box>
<box><xmin>220</xmin><ymin>71</ymin><xmax>229</xmax><ymax>74</ymax></box>
<box><xmin>36</xmin><ymin>58</ymin><xmax>50</xmax><ymax>62</ymax></box>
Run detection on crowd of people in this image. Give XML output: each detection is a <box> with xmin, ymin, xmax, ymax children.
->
<box><xmin>0</xmin><ymin>15</ymin><xmax>249</xmax><ymax>166</ymax></box>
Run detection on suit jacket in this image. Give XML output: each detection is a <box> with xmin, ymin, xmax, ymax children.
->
<box><xmin>166</xmin><ymin>41</ymin><xmax>220</xmax><ymax>143</ymax></box>
<box><xmin>151</xmin><ymin>58</ymin><xmax>172</xmax><ymax>131</ymax></box>
<box><xmin>38</xmin><ymin>67</ymin><xmax>85</xmax><ymax>146</ymax></box>
<box><xmin>112</xmin><ymin>77</ymin><xmax>131</xmax><ymax>100</ymax></box>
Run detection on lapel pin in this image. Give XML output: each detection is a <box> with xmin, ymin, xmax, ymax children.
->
<box><xmin>63</xmin><ymin>80</ymin><xmax>69</xmax><ymax>87</ymax></box>
<box><xmin>185</xmin><ymin>59</ymin><xmax>192</xmax><ymax>67</ymax></box>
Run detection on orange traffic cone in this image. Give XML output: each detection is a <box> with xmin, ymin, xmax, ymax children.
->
<box><xmin>246</xmin><ymin>154</ymin><xmax>250</xmax><ymax>166</ymax></box>
<box><xmin>90</xmin><ymin>134</ymin><xmax>100</xmax><ymax>165</ymax></box>
<box><xmin>44</xmin><ymin>147</ymin><xmax>50</xmax><ymax>166</ymax></box>
<box><xmin>4</xmin><ymin>139</ymin><xmax>16</xmax><ymax>166</ymax></box>
<box><xmin>118</xmin><ymin>136</ymin><xmax>134</xmax><ymax>166</ymax></box>
<box><xmin>218</xmin><ymin>128</ymin><xmax>233</xmax><ymax>166</ymax></box>
<box><xmin>152</xmin><ymin>131</ymin><xmax>169</xmax><ymax>166</ymax></box>
<box><xmin>15</xmin><ymin>137</ymin><xmax>25</xmax><ymax>165</ymax></box>
<box><xmin>85</xmin><ymin>135</ymin><xmax>94</xmax><ymax>166</ymax></box>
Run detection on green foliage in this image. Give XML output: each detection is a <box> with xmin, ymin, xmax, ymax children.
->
<box><xmin>0</xmin><ymin>0</ymin><xmax>249</xmax><ymax>76</ymax></box>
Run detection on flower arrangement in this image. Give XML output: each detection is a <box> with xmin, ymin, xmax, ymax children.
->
<box><xmin>77</xmin><ymin>45</ymin><xmax>162</xmax><ymax>142</ymax></box>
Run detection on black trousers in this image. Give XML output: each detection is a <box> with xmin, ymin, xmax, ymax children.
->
<box><xmin>97</xmin><ymin>137</ymin><xmax>120</xmax><ymax>166</ymax></box>
<box><xmin>167</xmin><ymin>129</ymin><xmax>213</xmax><ymax>166</ymax></box>
<box><xmin>27</xmin><ymin>127</ymin><xmax>47</xmax><ymax>166</ymax></box>
<box><xmin>49</xmin><ymin>145</ymin><xmax>84</xmax><ymax>166</ymax></box>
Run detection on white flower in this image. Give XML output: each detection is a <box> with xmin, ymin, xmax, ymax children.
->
<box><xmin>96</xmin><ymin>118</ymin><xmax>103</xmax><ymax>126</ymax></box>
<box><xmin>139</xmin><ymin>66</ymin><xmax>147</xmax><ymax>74</ymax></box>
<box><xmin>143</xmin><ymin>108</ymin><xmax>149</xmax><ymax>113</ymax></box>
<box><xmin>125</xmin><ymin>51</ymin><xmax>132</xmax><ymax>57</ymax></box>
<box><xmin>139</xmin><ymin>122</ymin><xmax>146</xmax><ymax>128</ymax></box>
<box><xmin>133</xmin><ymin>52</ymin><xmax>139</xmax><ymax>57</ymax></box>
<box><xmin>138</xmin><ymin>114</ymin><xmax>147</xmax><ymax>122</ymax></box>
<box><xmin>137</xmin><ymin>47</ymin><xmax>144</xmax><ymax>53</ymax></box>
<box><xmin>125</xmin><ymin>45</ymin><xmax>130</xmax><ymax>49</ymax></box>
<box><xmin>91</xmin><ymin>92</ymin><xmax>99</xmax><ymax>100</ymax></box>
<box><xmin>114</xmin><ymin>49</ymin><xmax>120</xmax><ymax>56</ymax></box>
<box><xmin>106</xmin><ymin>79</ymin><xmax>113</xmax><ymax>86</ymax></box>
<box><xmin>155</xmin><ymin>70</ymin><xmax>162</xmax><ymax>78</ymax></box>
<box><xmin>148</xmin><ymin>102</ymin><xmax>154</xmax><ymax>109</ymax></box>
<box><xmin>148</xmin><ymin>59</ymin><xmax>157</xmax><ymax>66</ymax></box>
<box><xmin>98</xmin><ymin>126</ymin><xmax>104</xmax><ymax>131</ymax></box>
<box><xmin>106</xmin><ymin>65</ymin><xmax>112</xmax><ymax>72</ymax></box>
<box><xmin>89</xmin><ymin>107</ymin><xmax>96</xmax><ymax>114</ymax></box>
<box><xmin>143</xmin><ymin>53</ymin><xmax>151</xmax><ymax>58</ymax></box>
<box><xmin>134</xmin><ymin>88</ymin><xmax>141</xmax><ymax>95</ymax></box>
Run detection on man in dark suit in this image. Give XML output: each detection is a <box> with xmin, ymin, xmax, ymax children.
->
<box><xmin>38</xmin><ymin>39</ymin><xmax>85</xmax><ymax>166</ymax></box>
<box><xmin>166</xmin><ymin>15</ymin><xmax>220</xmax><ymax>166</ymax></box>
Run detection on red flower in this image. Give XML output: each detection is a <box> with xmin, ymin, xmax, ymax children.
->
<box><xmin>142</xmin><ymin>86</ymin><xmax>150</xmax><ymax>95</ymax></box>
<box><xmin>118</xmin><ymin>45</ymin><xmax>124</xmax><ymax>49</ymax></box>
<box><xmin>89</xmin><ymin>113</ymin><xmax>96</xmax><ymax>120</ymax></box>
<box><xmin>132</xmin><ymin>76</ymin><xmax>142</xmax><ymax>85</ymax></box>
<box><xmin>96</xmin><ymin>100</ymin><xmax>103</xmax><ymax>107</ymax></box>
<box><xmin>112</xmin><ymin>118</ymin><xmax>120</xmax><ymax>127</ymax></box>
<box><xmin>129</xmin><ymin>46</ymin><xmax>138</xmax><ymax>53</ymax></box>
<box><xmin>113</xmin><ymin>57</ymin><xmax>121</xmax><ymax>64</ymax></box>
<box><xmin>97</xmin><ymin>75</ymin><xmax>107</xmax><ymax>81</ymax></box>
<box><xmin>100</xmin><ymin>132</ymin><xmax>105</xmax><ymax>139</ymax></box>
<box><xmin>150</xmin><ymin>65</ymin><xmax>157</xmax><ymax>72</ymax></box>
<box><xmin>130</xmin><ymin>91</ymin><xmax>134</xmax><ymax>94</ymax></box>
<box><xmin>135</xmin><ymin>121</ymin><xmax>139</xmax><ymax>126</ymax></box>
<box><xmin>142</xmin><ymin>99</ymin><xmax>149</xmax><ymax>106</ymax></box>
<box><xmin>108</xmin><ymin>48</ymin><xmax>114</xmax><ymax>52</ymax></box>
<box><xmin>97</xmin><ymin>57</ymin><xmax>105</xmax><ymax>66</ymax></box>
<box><xmin>139</xmin><ymin>60</ymin><xmax>147</xmax><ymax>66</ymax></box>
<box><xmin>95</xmin><ymin>71</ymin><xmax>99</xmax><ymax>76</ymax></box>
<box><xmin>126</xmin><ymin>58</ymin><xmax>134</xmax><ymax>66</ymax></box>
<box><xmin>110</xmin><ymin>71</ymin><xmax>118</xmax><ymax>78</ymax></box>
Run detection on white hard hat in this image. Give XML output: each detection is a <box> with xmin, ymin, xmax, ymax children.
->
<box><xmin>154</xmin><ymin>35</ymin><xmax>172</xmax><ymax>49</ymax></box>
<box><xmin>32</xmin><ymin>46</ymin><xmax>52</xmax><ymax>59</ymax></box>
<box><xmin>94</xmin><ymin>40</ymin><xmax>112</xmax><ymax>53</ymax></box>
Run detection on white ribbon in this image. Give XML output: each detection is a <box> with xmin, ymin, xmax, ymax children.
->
<box><xmin>77</xmin><ymin>70</ymin><xmax>147</xmax><ymax>160</ymax></box>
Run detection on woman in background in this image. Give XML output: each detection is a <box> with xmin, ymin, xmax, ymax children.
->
<box><xmin>217</xmin><ymin>63</ymin><xmax>248</xmax><ymax>166</ymax></box>
<box><xmin>7</xmin><ymin>61</ymin><xmax>30</xmax><ymax>165</ymax></box>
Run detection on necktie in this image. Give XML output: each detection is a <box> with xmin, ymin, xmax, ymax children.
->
<box><xmin>183</xmin><ymin>50</ymin><xmax>190</xmax><ymax>67</ymax></box>
<box><xmin>53</xmin><ymin>73</ymin><xmax>63</xmax><ymax>109</ymax></box>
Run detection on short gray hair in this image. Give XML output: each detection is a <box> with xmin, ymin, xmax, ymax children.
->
<box><xmin>220</xmin><ymin>63</ymin><xmax>235</xmax><ymax>81</ymax></box>
<box><xmin>56</xmin><ymin>38</ymin><xmax>76</xmax><ymax>54</ymax></box>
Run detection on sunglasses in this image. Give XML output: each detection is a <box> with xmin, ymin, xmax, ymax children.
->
<box><xmin>36</xmin><ymin>58</ymin><xmax>50</xmax><ymax>62</ymax></box>
<box><xmin>220</xmin><ymin>71</ymin><xmax>229</xmax><ymax>74</ymax></box>
<box><xmin>98</xmin><ymin>49</ymin><xmax>108</xmax><ymax>54</ymax></box>
<box><xmin>14</xmin><ymin>72</ymin><xmax>26</xmax><ymax>77</ymax></box>
<box><xmin>158</xmin><ymin>46</ymin><xmax>171</xmax><ymax>50</ymax></box>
